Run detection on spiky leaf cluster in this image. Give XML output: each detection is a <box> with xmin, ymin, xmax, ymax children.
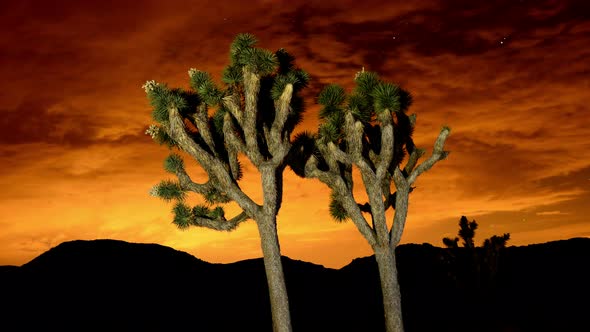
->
<box><xmin>271</xmin><ymin>69</ymin><xmax>309</xmax><ymax>100</ymax></box>
<box><xmin>318</xmin><ymin>84</ymin><xmax>346</xmax><ymax>111</ymax></box>
<box><xmin>164</xmin><ymin>154</ymin><xmax>184</xmax><ymax>174</ymax></box>
<box><xmin>329</xmin><ymin>192</ymin><xmax>349</xmax><ymax>222</ymax></box>
<box><xmin>153</xmin><ymin>180</ymin><xmax>186</xmax><ymax>202</ymax></box>
<box><xmin>172</xmin><ymin>202</ymin><xmax>193</xmax><ymax>230</ymax></box>
<box><xmin>189</xmin><ymin>70</ymin><xmax>223</xmax><ymax>106</ymax></box>
<box><xmin>371</xmin><ymin>82</ymin><xmax>401</xmax><ymax>115</ymax></box>
<box><xmin>171</xmin><ymin>203</ymin><xmax>230</xmax><ymax>231</ymax></box>
<box><xmin>146</xmin><ymin>124</ymin><xmax>176</xmax><ymax>148</ymax></box>
<box><xmin>192</xmin><ymin>204</ymin><xmax>225</xmax><ymax>219</ymax></box>
<box><xmin>314</xmin><ymin>70</ymin><xmax>416</xmax><ymax>168</ymax></box>
<box><xmin>228</xmin><ymin>33</ymin><xmax>279</xmax><ymax>76</ymax></box>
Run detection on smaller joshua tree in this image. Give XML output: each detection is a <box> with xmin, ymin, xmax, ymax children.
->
<box><xmin>443</xmin><ymin>216</ymin><xmax>510</xmax><ymax>287</ymax></box>
<box><xmin>144</xmin><ymin>34</ymin><xmax>309</xmax><ymax>332</ymax></box>
<box><xmin>443</xmin><ymin>216</ymin><xmax>478</xmax><ymax>249</ymax></box>
<box><xmin>289</xmin><ymin>68</ymin><xmax>451</xmax><ymax>332</ymax></box>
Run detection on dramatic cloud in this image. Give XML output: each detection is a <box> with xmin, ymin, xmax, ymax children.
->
<box><xmin>0</xmin><ymin>0</ymin><xmax>588</xmax><ymax>268</ymax></box>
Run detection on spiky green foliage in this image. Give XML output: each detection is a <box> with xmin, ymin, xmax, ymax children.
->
<box><xmin>354</xmin><ymin>71</ymin><xmax>380</xmax><ymax>96</ymax></box>
<box><xmin>230</xmin><ymin>33</ymin><xmax>258</xmax><ymax>64</ymax></box>
<box><xmin>319</xmin><ymin>120</ymin><xmax>342</xmax><ymax>143</ymax></box>
<box><xmin>154</xmin><ymin>180</ymin><xmax>186</xmax><ymax>202</ymax></box>
<box><xmin>238</xmin><ymin>47</ymin><xmax>278</xmax><ymax>75</ymax></box>
<box><xmin>192</xmin><ymin>204</ymin><xmax>210</xmax><ymax>218</ymax></box>
<box><xmin>348</xmin><ymin>93</ymin><xmax>371</xmax><ymax>122</ymax></box>
<box><xmin>271</xmin><ymin>69</ymin><xmax>309</xmax><ymax>100</ymax></box>
<box><xmin>164</xmin><ymin>154</ymin><xmax>184</xmax><ymax>174</ymax></box>
<box><xmin>371</xmin><ymin>82</ymin><xmax>401</xmax><ymax>114</ymax></box>
<box><xmin>329</xmin><ymin>192</ymin><xmax>348</xmax><ymax>222</ymax></box>
<box><xmin>211</xmin><ymin>206</ymin><xmax>225</xmax><ymax>219</ymax></box>
<box><xmin>191</xmin><ymin>204</ymin><xmax>226</xmax><ymax>219</ymax></box>
<box><xmin>189</xmin><ymin>71</ymin><xmax>223</xmax><ymax>106</ymax></box>
<box><xmin>172</xmin><ymin>202</ymin><xmax>192</xmax><ymax>230</ymax></box>
<box><xmin>318</xmin><ymin>84</ymin><xmax>347</xmax><ymax>108</ymax></box>
<box><xmin>222</xmin><ymin>64</ymin><xmax>243</xmax><ymax>85</ymax></box>
<box><xmin>153</xmin><ymin>127</ymin><xmax>176</xmax><ymax>148</ymax></box>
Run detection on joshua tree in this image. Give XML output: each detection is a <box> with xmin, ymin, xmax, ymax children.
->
<box><xmin>289</xmin><ymin>69</ymin><xmax>451</xmax><ymax>332</ymax></box>
<box><xmin>443</xmin><ymin>215</ymin><xmax>478</xmax><ymax>249</ymax></box>
<box><xmin>443</xmin><ymin>216</ymin><xmax>511</xmax><ymax>289</ymax></box>
<box><xmin>443</xmin><ymin>216</ymin><xmax>510</xmax><ymax>250</ymax></box>
<box><xmin>144</xmin><ymin>34</ymin><xmax>309</xmax><ymax>332</ymax></box>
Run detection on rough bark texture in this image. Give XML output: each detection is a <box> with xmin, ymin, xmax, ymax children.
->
<box><xmin>259</xmin><ymin>166</ymin><xmax>292</xmax><ymax>332</ymax></box>
<box><xmin>258</xmin><ymin>213</ymin><xmax>291</xmax><ymax>332</ymax></box>
<box><xmin>374</xmin><ymin>245</ymin><xmax>404</xmax><ymax>332</ymax></box>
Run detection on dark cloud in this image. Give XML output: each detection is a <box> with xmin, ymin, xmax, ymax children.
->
<box><xmin>261</xmin><ymin>0</ymin><xmax>590</xmax><ymax>77</ymax></box>
<box><xmin>0</xmin><ymin>96</ymin><xmax>97</xmax><ymax>146</ymax></box>
<box><xmin>0</xmin><ymin>96</ymin><xmax>150</xmax><ymax>148</ymax></box>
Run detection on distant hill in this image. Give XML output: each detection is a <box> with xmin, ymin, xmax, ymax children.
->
<box><xmin>1</xmin><ymin>238</ymin><xmax>589</xmax><ymax>331</ymax></box>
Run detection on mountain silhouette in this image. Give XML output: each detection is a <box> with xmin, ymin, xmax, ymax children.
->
<box><xmin>1</xmin><ymin>238</ymin><xmax>589</xmax><ymax>331</ymax></box>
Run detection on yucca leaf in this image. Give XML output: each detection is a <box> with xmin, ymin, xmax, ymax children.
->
<box><xmin>192</xmin><ymin>204</ymin><xmax>211</xmax><ymax>218</ymax></box>
<box><xmin>230</xmin><ymin>33</ymin><xmax>258</xmax><ymax>64</ymax></box>
<box><xmin>354</xmin><ymin>71</ymin><xmax>380</xmax><ymax>96</ymax></box>
<box><xmin>172</xmin><ymin>202</ymin><xmax>192</xmax><ymax>230</ymax></box>
<box><xmin>164</xmin><ymin>154</ymin><xmax>184</xmax><ymax>174</ymax></box>
<box><xmin>318</xmin><ymin>84</ymin><xmax>346</xmax><ymax>107</ymax></box>
<box><xmin>156</xmin><ymin>180</ymin><xmax>186</xmax><ymax>202</ymax></box>
<box><xmin>329</xmin><ymin>193</ymin><xmax>348</xmax><ymax>222</ymax></box>
<box><xmin>222</xmin><ymin>64</ymin><xmax>243</xmax><ymax>84</ymax></box>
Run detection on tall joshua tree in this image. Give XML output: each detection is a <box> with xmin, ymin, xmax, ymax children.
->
<box><xmin>144</xmin><ymin>34</ymin><xmax>308</xmax><ymax>332</ymax></box>
<box><xmin>290</xmin><ymin>69</ymin><xmax>450</xmax><ymax>332</ymax></box>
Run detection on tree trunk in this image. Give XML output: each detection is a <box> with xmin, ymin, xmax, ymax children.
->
<box><xmin>374</xmin><ymin>245</ymin><xmax>404</xmax><ymax>332</ymax></box>
<box><xmin>257</xmin><ymin>213</ymin><xmax>292</xmax><ymax>332</ymax></box>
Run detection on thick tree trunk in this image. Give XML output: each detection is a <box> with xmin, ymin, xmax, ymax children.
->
<box><xmin>374</xmin><ymin>245</ymin><xmax>404</xmax><ymax>332</ymax></box>
<box><xmin>257</xmin><ymin>213</ymin><xmax>292</xmax><ymax>332</ymax></box>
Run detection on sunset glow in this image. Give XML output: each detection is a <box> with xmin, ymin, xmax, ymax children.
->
<box><xmin>1</xmin><ymin>0</ymin><xmax>589</xmax><ymax>268</ymax></box>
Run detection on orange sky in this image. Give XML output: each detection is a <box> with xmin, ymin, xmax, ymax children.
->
<box><xmin>1</xmin><ymin>0</ymin><xmax>589</xmax><ymax>268</ymax></box>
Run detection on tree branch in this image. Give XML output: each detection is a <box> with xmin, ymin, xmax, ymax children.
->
<box><xmin>390</xmin><ymin>166</ymin><xmax>411</xmax><ymax>247</ymax></box>
<box><xmin>270</xmin><ymin>84</ymin><xmax>293</xmax><ymax>147</ymax></box>
<box><xmin>192</xmin><ymin>211</ymin><xmax>250</xmax><ymax>231</ymax></box>
<box><xmin>192</xmin><ymin>104</ymin><xmax>216</xmax><ymax>155</ymax></box>
<box><xmin>327</xmin><ymin>142</ymin><xmax>353</xmax><ymax>165</ymax></box>
<box><xmin>168</xmin><ymin>106</ymin><xmax>260</xmax><ymax>214</ymax></box>
<box><xmin>222</xmin><ymin>94</ymin><xmax>243</xmax><ymax>125</ymax></box>
<box><xmin>376</xmin><ymin>121</ymin><xmax>394</xmax><ymax>181</ymax></box>
<box><xmin>304</xmin><ymin>156</ymin><xmax>377</xmax><ymax>247</ymax></box>
<box><xmin>403</xmin><ymin>147</ymin><xmax>425</xmax><ymax>175</ymax></box>
<box><xmin>242</xmin><ymin>67</ymin><xmax>264</xmax><ymax>165</ymax></box>
<box><xmin>174</xmin><ymin>164</ymin><xmax>214</xmax><ymax>195</ymax></box>
<box><xmin>407</xmin><ymin>126</ymin><xmax>451</xmax><ymax>185</ymax></box>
